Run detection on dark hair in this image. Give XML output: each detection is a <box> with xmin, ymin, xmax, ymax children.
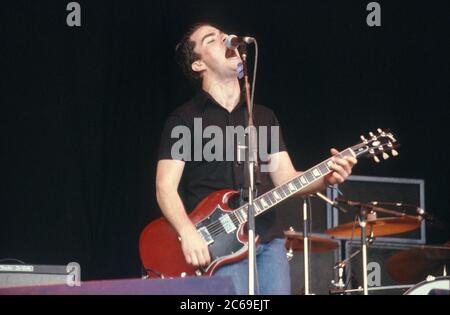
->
<box><xmin>175</xmin><ymin>22</ymin><xmax>216</xmax><ymax>86</ymax></box>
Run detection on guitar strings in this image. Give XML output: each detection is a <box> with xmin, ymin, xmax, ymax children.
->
<box><xmin>202</xmin><ymin>158</ymin><xmax>340</xmax><ymax>237</ymax></box>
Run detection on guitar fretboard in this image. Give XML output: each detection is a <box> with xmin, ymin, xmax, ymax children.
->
<box><xmin>232</xmin><ymin>148</ymin><xmax>355</xmax><ymax>223</ymax></box>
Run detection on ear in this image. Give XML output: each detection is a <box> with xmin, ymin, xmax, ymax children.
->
<box><xmin>191</xmin><ymin>60</ymin><xmax>206</xmax><ymax>73</ymax></box>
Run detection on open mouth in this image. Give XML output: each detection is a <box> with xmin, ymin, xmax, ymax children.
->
<box><xmin>225</xmin><ymin>48</ymin><xmax>238</xmax><ymax>59</ymax></box>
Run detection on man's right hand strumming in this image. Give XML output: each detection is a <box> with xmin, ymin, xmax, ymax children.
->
<box><xmin>156</xmin><ymin>160</ymin><xmax>212</xmax><ymax>269</ymax></box>
<box><xmin>179</xmin><ymin>225</ymin><xmax>211</xmax><ymax>268</ymax></box>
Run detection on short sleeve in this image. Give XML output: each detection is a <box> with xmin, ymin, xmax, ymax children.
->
<box><xmin>268</xmin><ymin>111</ymin><xmax>287</xmax><ymax>154</ymax></box>
<box><xmin>157</xmin><ymin>114</ymin><xmax>191</xmax><ymax>161</ymax></box>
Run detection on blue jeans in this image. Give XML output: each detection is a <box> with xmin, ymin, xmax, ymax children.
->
<box><xmin>214</xmin><ymin>238</ymin><xmax>291</xmax><ymax>295</ymax></box>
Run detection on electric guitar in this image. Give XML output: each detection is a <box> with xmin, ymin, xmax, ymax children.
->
<box><xmin>139</xmin><ymin>129</ymin><xmax>399</xmax><ymax>278</ymax></box>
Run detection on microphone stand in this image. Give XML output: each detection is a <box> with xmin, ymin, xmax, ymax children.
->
<box><xmin>302</xmin><ymin>198</ymin><xmax>311</xmax><ymax>295</ymax></box>
<box><xmin>240</xmin><ymin>45</ymin><xmax>258</xmax><ymax>296</ymax></box>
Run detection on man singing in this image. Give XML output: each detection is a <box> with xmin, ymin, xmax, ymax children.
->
<box><xmin>156</xmin><ymin>23</ymin><xmax>357</xmax><ymax>294</ymax></box>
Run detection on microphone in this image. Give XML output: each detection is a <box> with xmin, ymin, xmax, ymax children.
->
<box><xmin>336</xmin><ymin>199</ymin><xmax>437</xmax><ymax>223</ymax></box>
<box><xmin>371</xmin><ymin>201</ymin><xmax>435</xmax><ymax>222</ymax></box>
<box><xmin>225</xmin><ymin>35</ymin><xmax>256</xmax><ymax>49</ymax></box>
<box><xmin>314</xmin><ymin>193</ymin><xmax>348</xmax><ymax>213</ymax></box>
<box><xmin>335</xmin><ymin>197</ymin><xmax>360</xmax><ymax>207</ymax></box>
<box><xmin>416</xmin><ymin>207</ymin><xmax>435</xmax><ymax>222</ymax></box>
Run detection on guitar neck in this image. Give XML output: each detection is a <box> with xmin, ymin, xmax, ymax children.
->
<box><xmin>232</xmin><ymin>148</ymin><xmax>356</xmax><ymax>223</ymax></box>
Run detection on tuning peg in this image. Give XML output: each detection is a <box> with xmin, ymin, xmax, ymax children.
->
<box><xmin>377</xmin><ymin>128</ymin><xmax>383</xmax><ymax>134</ymax></box>
<box><xmin>382</xmin><ymin>152</ymin><xmax>390</xmax><ymax>160</ymax></box>
<box><xmin>391</xmin><ymin>149</ymin><xmax>399</xmax><ymax>157</ymax></box>
<box><xmin>369</xmin><ymin>132</ymin><xmax>375</xmax><ymax>138</ymax></box>
<box><xmin>360</xmin><ymin>135</ymin><xmax>367</xmax><ymax>143</ymax></box>
<box><xmin>373</xmin><ymin>156</ymin><xmax>380</xmax><ymax>163</ymax></box>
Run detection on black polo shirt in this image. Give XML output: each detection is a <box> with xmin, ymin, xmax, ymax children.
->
<box><xmin>158</xmin><ymin>91</ymin><xmax>287</xmax><ymax>243</ymax></box>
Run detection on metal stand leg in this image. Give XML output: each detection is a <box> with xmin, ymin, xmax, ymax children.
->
<box><xmin>359</xmin><ymin>208</ymin><xmax>369</xmax><ymax>295</ymax></box>
<box><xmin>303</xmin><ymin>199</ymin><xmax>310</xmax><ymax>295</ymax></box>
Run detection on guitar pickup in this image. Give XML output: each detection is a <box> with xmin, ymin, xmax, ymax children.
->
<box><xmin>197</xmin><ymin>227</ymin><xmax>214</xmax><ymax>245</ymax></box>
<box><xmin>219</xmin><ymin>214</ymin><xmax>237</xmax><ymax>234</ymax></box>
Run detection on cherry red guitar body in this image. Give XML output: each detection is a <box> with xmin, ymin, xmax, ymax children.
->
<box><xmin>139</xmin><ymin>189</ymin><xmax>259</xmax><ymax>278</ymax></box>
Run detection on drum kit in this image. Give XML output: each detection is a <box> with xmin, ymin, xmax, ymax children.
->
<box><xmin>284</xmin><ymin>195</ymin><xmax>450</xmax><ymax>295</ymax></box>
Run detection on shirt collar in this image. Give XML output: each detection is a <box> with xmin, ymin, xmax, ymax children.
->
<box><xmin>195</xmin><ymin>89</ymin><xmax>245</xmax><ymax>113</ymax></box>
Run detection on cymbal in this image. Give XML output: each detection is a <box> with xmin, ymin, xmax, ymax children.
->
<box><xmin>386</xmin><ymin>244</ymin><xmax>450</xmax><ymax>284</ymax></box>
<box><xmin>324</xmin><ymin>216</ymin><xmax>420</xmax><ymax>238</ymax></box>
<box><xmin>284</xmin><ymin>230</ymin><xmax>339</xmax><ymax>253</ymax></box>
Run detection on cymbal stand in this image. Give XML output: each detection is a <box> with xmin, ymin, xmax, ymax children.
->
<box><xmin>314</xmin><ymin>192</ymin><xmax>349</xmax><ymax>294</ymax></box>
<box><xmin>359</xmin><ymin>206</ymin><xmax>369</xmax><ymax>295</ymax></box>
<box><xmin>329</xmin><ymin>217</ymin><xmax>373</xmax><ymax>295</ymax></box>
<box><xmin>330</xmin><ymin>248</ymin><xmax>360</xmax><ymax>294</ymax></box>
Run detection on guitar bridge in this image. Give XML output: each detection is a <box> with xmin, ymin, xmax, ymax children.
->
<box><xmin>198</xmin><ymin>227</ymin><xmax>214</xmax><ymax>245</ymax></box>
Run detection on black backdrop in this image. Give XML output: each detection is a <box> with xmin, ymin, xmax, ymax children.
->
<box><xmin>0</xmin><ymin>0</ymin><xmax>449</xmax><ymax>280</ymax></box>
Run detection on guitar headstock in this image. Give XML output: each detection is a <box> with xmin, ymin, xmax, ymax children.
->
<box><xmin>351</xmin><ymin>129</ymin><xmax>399</xmax><ymax>163</ymax></box>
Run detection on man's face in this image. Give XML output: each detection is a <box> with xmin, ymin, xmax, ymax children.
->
<box><xmin>190</xmin><ymin>25</ymin><xmax>242</xmax><ymax>80</ymax></box>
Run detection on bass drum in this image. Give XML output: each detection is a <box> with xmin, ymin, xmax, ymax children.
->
<box><xmin>404</xmin><ymin>276</ymin><xmax>450</xmax><ymax>295</ymax></box>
